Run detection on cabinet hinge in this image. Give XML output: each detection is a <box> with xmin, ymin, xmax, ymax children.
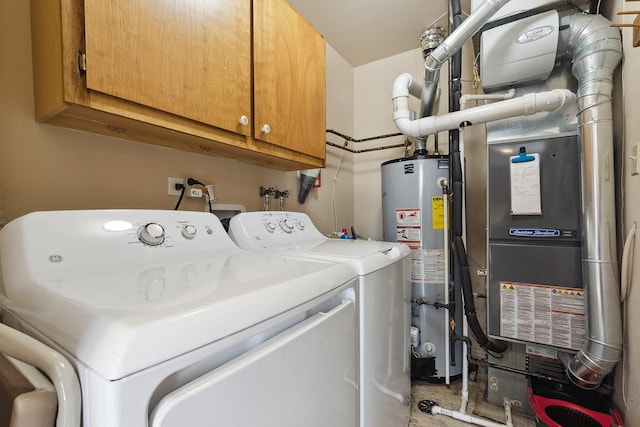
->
<box><xmin>76</xmin><ymin>51</ymin><xmax>87</xmax><ymax>74</ymax></box>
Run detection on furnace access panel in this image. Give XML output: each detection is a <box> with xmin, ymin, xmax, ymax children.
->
<box><xmin>486</xmin><ymin>135</ymin><xmax>584</xmax><ymax>351</ymax></box>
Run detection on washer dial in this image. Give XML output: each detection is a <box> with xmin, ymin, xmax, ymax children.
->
<box><xmin>138</xmin><ymin>223</ymin><xmax>165</xmax><ymax>246</ymax></box>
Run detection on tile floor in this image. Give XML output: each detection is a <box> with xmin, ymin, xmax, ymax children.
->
<box><xmin>409</xmin><ymin>368</ymin><xmax>536</xmax><ymax>427</ymax></box>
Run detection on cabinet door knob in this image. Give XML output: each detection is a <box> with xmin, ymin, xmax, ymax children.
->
<box><xmin>239</xmin><ymin>115</ymin><xmax>249</xmax><ymax>126</ymax></box>
<box><xmin>261</xmin><ymin>124</ymin><xmax>271</xmax><ymax>134</ymax></box>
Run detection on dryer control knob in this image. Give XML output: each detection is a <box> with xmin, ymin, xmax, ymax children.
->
<box><xmin>280</xmin><ymin>219</ymin><xmax>294</xmax><ymax>233</ymax></box>
<box><xmin>182</xmin><ymin>224</ymin><xmax>197</xmax><ymax>239</ymax></box>
<box><xmin>138</xmin><ymin>223</ymin><xmax>165</xmax><ymax>246</ymax></box>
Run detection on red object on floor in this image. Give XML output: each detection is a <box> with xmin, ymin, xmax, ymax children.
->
<box><xmin>527</xmin><ymin>378</ymin><xmax>623</xmax><ymax>427</ymax></box>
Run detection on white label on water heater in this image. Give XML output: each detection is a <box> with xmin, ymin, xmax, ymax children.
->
<box><xmin>411</xmin><ymin>249</ymin><xmax>445</xmax><ymax>283</ymax></box>
<box><xmin>395</xmin><ymin>209</ymin><xmax>422</xmax><ymax>249</ymax></box>
<box><xmin>499</xmin><ymin>281</ymin><xmax>585</xmax><ymax>350</ymax></box>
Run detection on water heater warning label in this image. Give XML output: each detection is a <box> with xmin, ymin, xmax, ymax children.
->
<box><xmin>395</xmin><ymin>209</ymin><xmax>421</xmax><ymax>249</ymax></box>
<box><xmin>411</xmin><ymin>249</ymin><xmax>445</xmax><ymax>283</ymax></box>
<box><xmin>432</xmin><ymin>196</ymin><xmax>444</xmax><ymax>230</ymax></box>
<box><xmin>499</xmin><ymin>281</ymin><xmax>585</xmax><ymax>350</ymax></box>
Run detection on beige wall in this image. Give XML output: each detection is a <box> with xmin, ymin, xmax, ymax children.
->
<box><xmin>615</xmin><ymin>0</ymin><xmax>640</xmax><ymax>423</ymax></box>
<box><xmin>0</xmin><ymin>1</ymin><xmax>354</xmax><ymax>237</ymax></box>
<box><xmin>309</xmin><ymin>46</ymin><xmax>355</xmax><ymax>235</ymax></box>
<box><xmin>353</xmin><ymin>49</ymin><xmax>451</xmax><ymax>240</ymax></box>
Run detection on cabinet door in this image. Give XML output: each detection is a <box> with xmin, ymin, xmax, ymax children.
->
<box><xmin>253</xmin><ymin>0</ymin><xmax>326</xmax><ymax>159</ymax></box>
<box><xmin>83</xmin><ymin>0</ymin><xmax>252</xmax><ymax>137</ymax></box>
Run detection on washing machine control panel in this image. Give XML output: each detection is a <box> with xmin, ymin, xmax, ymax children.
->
<box><xmin>137</xmin><ymin>222</ymin><xmax>166</xmax><ymax>246</ymax></box>
<box><xmin>1</xmin><ymin>210</ymin><xmax>242</xmax><ymax>274</ymax></box>
<box><xmin>229</xmin><ymin>211</ymin><xmax>325</xmax><ymax>249</ymax></box>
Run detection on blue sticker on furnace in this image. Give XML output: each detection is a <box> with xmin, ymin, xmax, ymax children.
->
<box><xmin>509</xmin><ymin>228</ymin><xmax>560</xmax><ymax>237</ymax></box>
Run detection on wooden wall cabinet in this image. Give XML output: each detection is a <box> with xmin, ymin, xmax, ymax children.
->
<box><xmin>30</xmin><ymin>0</ymin><xmax>326</xmax><ymax>170</ymax></box>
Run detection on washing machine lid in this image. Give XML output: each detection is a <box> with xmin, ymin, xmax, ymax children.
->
<box><xmin>0</xmin><ymin>210</ymin><xmax>357</xmax><ymax>380</ymax></box>
<box><xmin>1</xmin><ymin>251</ymin><xmax>355</xmax><ymax>380</ymax></box>
<box><xmin>228</xmin><ymin>211</ymin><xmax>411</xmax><ymax>275</ymax></box>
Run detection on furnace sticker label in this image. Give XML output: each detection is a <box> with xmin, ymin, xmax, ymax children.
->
<box><xmin>499</xmin><ymin>281</ymin><xmax>585</xmax><ymax>350</ymax></box>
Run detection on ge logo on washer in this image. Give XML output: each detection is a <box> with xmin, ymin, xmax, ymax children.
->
<box><xmin>48</xmin><ymin>254</ymin><xmax>63</xmax><ymax>263</ymax></box>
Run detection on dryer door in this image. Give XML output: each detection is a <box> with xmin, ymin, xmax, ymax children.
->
<box><xmin>149</xmin><ymin>299</ymin><xmax>357</xmax><ymax>427</ymax></box>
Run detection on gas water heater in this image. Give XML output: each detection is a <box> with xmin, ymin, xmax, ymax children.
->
<box><xmin>382</xmin><ymin>154</ymin><xmax>463</xmax><ymax>381</ymax></box>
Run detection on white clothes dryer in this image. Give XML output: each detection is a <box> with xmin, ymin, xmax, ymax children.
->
<box><xmin>0</xmin><ymin>210</ymin><xmax>359</xmax><ymax>427</ymax></box>
<box><xmin>228</xmin><ymin>211</ymin><xmax>412</xmax><ymax>427</ymax></box>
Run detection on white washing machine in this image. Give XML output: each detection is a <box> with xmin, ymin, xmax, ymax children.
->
<box><xmin>228</xmin><ymin>211</ymin><xmax>412</xmax><ymax>427</ymax></box>
<box><xmin>0</xmin><ymin>210</ymin><xmax>359</xmax><ymax>427</ymax></box>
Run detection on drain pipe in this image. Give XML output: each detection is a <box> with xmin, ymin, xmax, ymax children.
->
<box><xmin>393</xmin><ymin>83</ymin><xmax>577</xmax><ymax>138</ymax></box>
<box><xmin>563</xmin><ymin>13</ymin><xmax>623</xmax><ymax>390</ymax></box>
<box><xmin>426</xmin><ymin>399</ymin><xmax>514</xmax><ymax>427</ymax></box>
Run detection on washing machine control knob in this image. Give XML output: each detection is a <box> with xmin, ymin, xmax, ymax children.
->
<box><xmin>296</xmin><ymin>220</ymin><xmax>305</xmax><ymax>231</ymax></box>
<box><xmin>280</xmin><ymin>219</ymin><xmax>294</xmax><ymax>233</ymax></box>
<box><xmin>265</xmin><ymin>221</ymin><xmax>277</xmax><ymax>233</ymax></box>
<box><xmin>182</xmin><ymin>224</ymin><xmax>197</xmax><ymax>239</ymax></box>
<box><xmin>138</xmin><ymin>223</ymin><xmax>165</xmax><ymax>246</ymax></box>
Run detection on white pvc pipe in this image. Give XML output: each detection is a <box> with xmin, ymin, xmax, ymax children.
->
<box><xmin>459</xmin><ymin>89</ymin><xmax>516</xmax><ymax>109</ymax></box>
<box><xmin>393</xmin><ymin>84</ymin><xmax>576</xmax><ymax>138</ymax></box>
<box><xmin>392</xmin><ymin>73</ymin><xmax>423</xmax><ymax>101</ymax></box>
<box><xmin>0</xmin><ymin>323</ymin><xmax>81</xmax><ymax>427</ymax></box>
<box><xmin>431</xmin><ymin>398</ymin><xmax>513</xmax><ymax>427</ymax></box>
<box><xmin>459</xmin><ymin>302</ymin><xmax>470</xmax><ymax>414</ymax></box>
<box><xmin>440</xmin><ymin>178</ymin><xmax>450</xmax><ymax>385</ymax></box>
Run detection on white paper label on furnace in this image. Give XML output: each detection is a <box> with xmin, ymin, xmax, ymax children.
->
<box><xmin>499</xmin><ymin>281</ymin><xmax>585</xmax><ymax>350</ymax></box>
<box><xmin>510</xmin><ymin>153</ymin><xmax>542</xmax><ymax>215</ymax></box>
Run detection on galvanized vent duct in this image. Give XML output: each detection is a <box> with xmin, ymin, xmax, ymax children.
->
<box><xmin>418</xmin><ymin>0</ymin><xmax>510</xmax><ymax>118</ymax></box>
<box><xmin>564</xmin><ymin>13</ymin><xmax>623</xmax><ymax>390</ymax></box>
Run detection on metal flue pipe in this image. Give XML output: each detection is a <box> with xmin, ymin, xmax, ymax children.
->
<box><xmin>565</xmin><ymin>13</ymin><xmax>623</xmax><ymax>390</ymax></box>
<box><xmin>419</xmin><ymin>0</ymin><xmax>510</xmax><ymax>118</ymax></box>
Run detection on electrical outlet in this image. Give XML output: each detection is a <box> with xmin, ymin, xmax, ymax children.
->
<box><xmin>168</xmin><ymin>177</ymin><xmax>185</xmax><ymax>196</ymax></box>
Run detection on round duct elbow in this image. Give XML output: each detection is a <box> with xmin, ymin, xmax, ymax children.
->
<box><xmin>567</xmin><ymin>344</ymin><xmax>621</xmax><ymax>390</ymax></box>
